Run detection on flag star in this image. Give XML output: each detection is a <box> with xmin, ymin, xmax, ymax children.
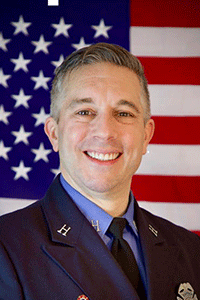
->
<box><xmin>32</xmin><ymin>143</ymin><xmax>52</xmax><ymax>162</ymax></box>
<box><xmin>10</xmin><ymin>52</ymin><xmax>31</xmax><ymax>72</ymax></box>
<box><xmin>11</xmin><ymin>15</ymin><xmax>31</xmax><ymax>36</ymax></box>
<box><xmin>0</xmin><ymin>105</ymin><xmax>12</xmax><ymax>125</ymax></box>
<box><xmin>52</xmin><ymin>18</ymin><xmax>73</xmax><ymax>37</ymax></box>
<box><xmin>32</xmin><ymin>35</ymin><xmax>52</xmax><ymax>54</ymax></box>
<box><xmin>72</xmin><ymin>37</ymin><xmax>91</xmax><ymax>50</ymax></box>
<box><xmin>12</xmin><ymin>125</ymin><xmax>32</xmax><ymax>145</ymax></box>
<box><xmin>51</xmin><ymin>168</ymin><xmax>60</xmax><ymax>176</ymax></box>
<box><xmin>31</xmin><ymin>70</ymin><xmax>51</xmax><ymax>90</ymax></box>
<box><xmin>0</xmin><ymin>140</ymin><xmax>12</xmax><ymax>160</ymax></box>
<box><xmin>11</xmin><ymin>88</ymin><xmax>32</xmax><ymax>109</ymax></box>
<box><xmin>51</xmin><ymin>54</ymin><xmax>65</xmax><ymax>68</ymax></box>
<box><xmin>0</xmin><ymin>68</ymin><xmax>11</xmax><ymax>88</ymax></box>
<box><xmin>92</xmin><ymin>19</ymin><xmax>113</xmax><ymax>38</ymax></box>
<box><xmin>0</xmin><ymin>32</ymin><xmax>11</xmax><ymax>51</ymax></box>
<box><xmin>11</xmin><ymin>160</ymin><xmax>32</xmax><ymax>180</ymax></box>
<box><xmin>32</xmin><ymin>107</ymin><xmax>49</xmax><ymax>127</ymax></box>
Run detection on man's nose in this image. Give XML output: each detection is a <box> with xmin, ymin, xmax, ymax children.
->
<box><xmin>91</xmin><ymin>113</ymin><xmax>118</xmax><ymax>140</ymax></box>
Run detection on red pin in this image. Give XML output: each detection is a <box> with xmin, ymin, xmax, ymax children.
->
<box><xmin>77</xmin><ymin>295</ymin><xmax>89</xmax><ymax>300</ymax></box>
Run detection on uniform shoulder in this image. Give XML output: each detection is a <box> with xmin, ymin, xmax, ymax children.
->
<box><xmin>0</xmin><ymin>199</ymin><xmax>43</xmax><ymax>237</ymax></box>
<box><xmin>140</xmin><ymin>206</ymin><xmax>200</xmax><ymax>244</ymax></box>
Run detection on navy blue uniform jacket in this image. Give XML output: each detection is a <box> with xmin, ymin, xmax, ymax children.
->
<box><xmin>0</xmin><ymin>175</ymin><xmax>200</xmax><ymax>299</ymax></box>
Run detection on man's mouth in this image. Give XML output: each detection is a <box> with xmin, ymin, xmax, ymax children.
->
<box><xmin>85</xmin><ymin>151</ymin><xmax>121</xmax><ymax>161</ymax></box>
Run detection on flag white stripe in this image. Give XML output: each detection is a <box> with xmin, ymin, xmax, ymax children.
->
<box><xmin>149</xmin><ymin>85</ymin><xmax>200</xmax><ymax>116</ymax></box>
<box><xmin>48</xmin><ymin>0</ymin><xmax>59</xmax><ymax>6</ymax></box>
<box><xmin>138</xmin><ymin>201</ymin><xmax>200</xmax><ymax>231</ymax></box>
<box><xmin>0</xmin><ymin>198</ymin><xmax>36</xmax><ymax>216</ymax></box>
<box><xmin>1</xmin><ymin>198</ymin><xmax>199</xmax><ymax>232</ymax></box>
<box><xmin>137</xmin><ymin>145</ymin><xmax>200</xmax><ymax>176</ymax></box>
<box><xmin>130</xmin><ymin>27</ymin><xmax>200</xmax><ymax>57</ymax></box>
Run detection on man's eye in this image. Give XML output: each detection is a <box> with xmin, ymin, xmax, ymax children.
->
<box><xmin>77</xmin><ymin>110</ymin><xmax>92</xmax><ymax>115</ymax></box>
<box><xmin>75</xmin><ymin>110</ymin><xmax>97</xmax><ymax>119</ymax></box>
<box><xmin>118</xmin><ymin>112</ymin><xmax>133</xmax><ymax>117</ymax></box>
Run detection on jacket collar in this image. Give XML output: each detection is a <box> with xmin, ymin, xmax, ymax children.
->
<box><xmin>41</xmin><ymin>176</ymin><xmax>140</xmax><ymax>300</ymax></box>
<box><xmin>41</xmin><ymin>176</ymin><xmax>181</xmax><ymax>300</ymax></box>
<box><xmin>135</xmin><ymin>201</ymin><xmax>180</xmax><ymax>299</ymax></box>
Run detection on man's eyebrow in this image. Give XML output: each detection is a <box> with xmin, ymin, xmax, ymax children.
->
<box><xmin>67</xmin><ymin>98</ymin><xmax>94</xmax><ymax>109</ymax></box>
<box><xmin>116</xmin><ymin>99</ymin><xmax>141</xmax><ymax>114</ymax></box>
<box><xmin>66</xmin><ymin>98</ymin><xmax>141</xmax><ymax>113</ymax></box>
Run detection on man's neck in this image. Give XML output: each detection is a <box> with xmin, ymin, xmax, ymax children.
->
<box><xmin>61</xmin><ymin>173</ymin><xmax>131</xmax><ymax>217</ymax></box>
<box><xmin>85</xmin><ymin>190</ymin><xmax>130</xmax><ymax>217</ymax></box>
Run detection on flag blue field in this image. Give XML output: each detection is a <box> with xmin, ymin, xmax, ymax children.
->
<box><xmin>0</xmin><ymin>0</ymin><xmax>129</xmax><ymax>200</ymax></box>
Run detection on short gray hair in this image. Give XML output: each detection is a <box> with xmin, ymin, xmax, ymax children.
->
<box><xmin>50</xmin><ymin>43</ymin><xmax>151</xmax><ymax>123</ymax></box>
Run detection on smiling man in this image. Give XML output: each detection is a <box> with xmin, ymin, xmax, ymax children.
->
<box><xmin>45</xmin><ymin>61</ymin><xmax>154</xmax><ymax>217</ymax></box>
<box><xmin>0</xmin><ymin>43</ymin><xmax>200</xmax><ymax>300</ymax></box>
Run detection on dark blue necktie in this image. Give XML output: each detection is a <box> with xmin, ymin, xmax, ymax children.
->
<box><xmin>108</xmin><ymin>217</ymin><xmax>146</xmax><ymax>299</ymax></box>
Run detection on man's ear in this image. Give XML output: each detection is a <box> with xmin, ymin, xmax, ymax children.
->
<box><xmin>44</xmin><ymin>117</ymin><xmax>59</xmax><ymax>152</ymax></box>
<box><xmin>142</xmin><ymin>118</ymin><xmax>155</xmax><ymax>155</ymax></box>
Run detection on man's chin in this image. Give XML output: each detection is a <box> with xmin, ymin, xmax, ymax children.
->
<box><xmin>81</xmin><ymin>178</ymin><xmax>121</xmax><ymax>195</ymax></box>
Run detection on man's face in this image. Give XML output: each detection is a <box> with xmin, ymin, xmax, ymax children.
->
<box><xmin>45</xmin><ymin>62</ymin><xmax>154</xmax><ymax>197</ymax></box>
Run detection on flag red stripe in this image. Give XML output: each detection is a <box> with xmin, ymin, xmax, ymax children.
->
<box><xmin>150</xmin><ymin>116</ymin><xmax>200</xmax><ymax>145</ymax></box>
<box><xmin>130</xmin><ymin>0</ymin><xmax>200</xmax><ymax>27</ymax></box>
<box><xmin>137</xmin><ymin>57</ymin><xmax>200</xmax><ymax>85</ymax></box>
<box><xmin>130</xmin><ymin>0</ymin><xmax>200</xmax><ymax>235</ymax></box>
<box><xmin>131</xmin><ymin>175</ymin><xmax>200</xmax><ymax>203</ymax></box>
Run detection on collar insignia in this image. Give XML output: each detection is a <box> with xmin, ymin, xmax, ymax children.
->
<box><xmin>177</xmin><ymin>282</ymin><xmax>198</xmax><ymax>300</ymax></box>
<box><xmin>148</xmin><ymin>224</ymin><xmax>158</xmax><ymax>237</ymax></box>
<box><xmin>91</xmin><ymin>220</ymin><xmax>101</xmax><ymax>232</ymax></box>
<box><xmin>57</xmin><ymin>224</ymin><xmax>71</xmax><ymax>237</ymax></box>
<box><xmin>133</xmin><ymin>220</ymin><xmax>138</xmax><ymax>231</ymax></box>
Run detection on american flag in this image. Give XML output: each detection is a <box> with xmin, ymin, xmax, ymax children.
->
<box><xmin>0</xmin><ymin>0</ymin><xmax>199</xmax><ymax>235</ymax></box>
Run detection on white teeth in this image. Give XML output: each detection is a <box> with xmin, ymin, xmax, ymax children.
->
<box><xmin>87</xmin><ymin>152</ymin><xmax>119</xmax><ymax>161</ymax></box>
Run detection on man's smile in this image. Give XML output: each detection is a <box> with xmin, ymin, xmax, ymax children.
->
<box><xmin>85</xmin><ymin>151</ymin><xmax>121</xmax><ymax>161</ymax></box>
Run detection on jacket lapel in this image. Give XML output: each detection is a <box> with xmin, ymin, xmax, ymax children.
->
<box><xmin>135</xmin><ymin>201</ymin><xmax>180</xmax><ymax>299</ymax></box>
<box><xmin>41</xmin><ymin>176</ymin><xmax>140</xmax><ymax>300</ymax></box>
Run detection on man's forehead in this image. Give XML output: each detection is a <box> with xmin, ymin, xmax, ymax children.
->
<box><xmin>63</xmin><ymin>65</ymin><xmax>141</xmax><ymax>100</ymax></box>
<box><xmin>61</xmin><ymin>62</ymin><xmax>143</xmax><ymax>111</ymax></box>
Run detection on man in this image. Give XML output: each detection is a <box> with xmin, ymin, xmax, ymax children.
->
<box><xmin>0</xmin><ymin>43</ymin><xmax>200</xmax><ymax>300</ymax></box>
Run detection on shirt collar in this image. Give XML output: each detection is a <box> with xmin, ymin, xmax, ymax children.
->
<box><xmin>60</xmin><ymin>174</ymin><xmax>138</xmax><ymax>238</ymax></box>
